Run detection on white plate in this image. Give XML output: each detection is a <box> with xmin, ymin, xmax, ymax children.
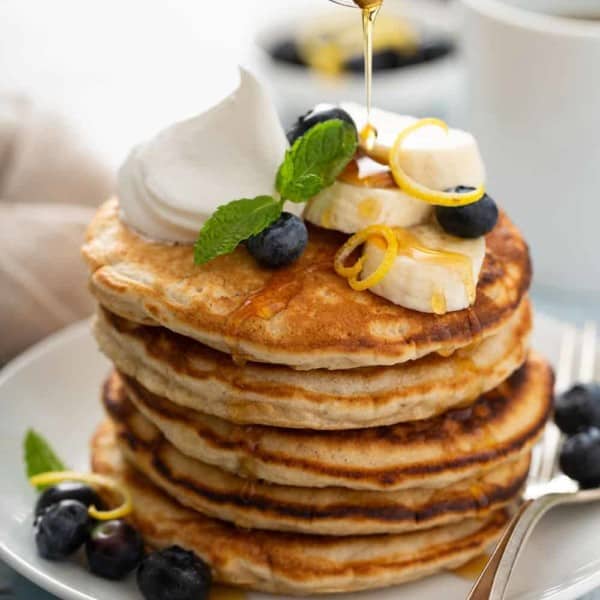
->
<box><xmin>1</xmin><ymin>314</ymin><xmax>600</xmax><ymax>600</ymax></box>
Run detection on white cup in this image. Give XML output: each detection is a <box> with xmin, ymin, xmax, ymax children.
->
<box><xmin>460</xmin><ymin>0</ymin><xmax>600</xmax><ymax>295</ymax></box>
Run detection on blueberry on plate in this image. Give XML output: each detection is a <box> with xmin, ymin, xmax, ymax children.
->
<box><xmin>246</xmin><ymin>212</ymin><xmax>308</xmax><ymax>268</ymax></box>
<box><xmin>555</xmin><ymin>383</ymin><xmax>600</xmax><ymax>434</ymax></box>
<box><xmin>436</xmin><ymin>188</ymin><xmax>499</xmax><ymax>238</ymax></box>
<box><xmin>35</xmin><ymin>481</ymin><xmax>101</xmax><ymax>518</ymax></box>
<box><xmin>559</xmin><ymin>427</ymin><xmax>600</xmax><ymax>489</ymax></box>
<box><xmin>137</xmin><ymin>545</ymin><xmax>212</xmax><ymax>600</ymax></box>
<box><xmin>86</xmin><ymin>519</ymin><xmax>144</xmax><ymax>580</ymax></box>
<box><xmin>35</xmin><ymin>499</ymin><xmax>90</xmax><ymax>560</ymax></box>
<box><xmin>286</xmin><ymin>105</ymin><xmax>357</xmax><ymax>145</ymax></box>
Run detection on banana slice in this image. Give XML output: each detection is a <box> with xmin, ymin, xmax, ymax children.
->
<box><xmin>390</xmin><ymin>123</ymin><xmax>485</xmax><ymax>192</ymax></box>
<box><xmin>360</xmin><ymin>222</ymin><xmax>486</xmax><ymax>313</ymax></box>
<box><xmin>341</xmin><ymin>103</ymin><xmax>417</xmax><ymax>148</ymax></box>
<box><xmin>304</xmin><ymin>180</ymin><xmax>432</xmax><ymax>233</ymax></box>
<box><xmin>342</xmin><ymin>103</ymin><xmax>485</xmax><ymax>191</ymax></box>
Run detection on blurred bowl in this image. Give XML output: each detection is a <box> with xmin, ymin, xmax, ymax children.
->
<box><xmin>251</xmin><ymin>0</ymin><xmax>462</xmax><ymax>126</ymax></box>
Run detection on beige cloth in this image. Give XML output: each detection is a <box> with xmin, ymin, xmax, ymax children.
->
<box><xmin>0</xmin><ymin>94</ymin><xmax>113</xmax><ymax>363</ymax></box>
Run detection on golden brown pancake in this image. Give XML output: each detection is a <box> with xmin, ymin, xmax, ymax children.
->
<box><xmin>82</xmin><ymin>199</ymin><xmax>531</xmax><ymax>369</ymax></box>
<box><xmin>105</xmin><ymin>380</ymin><xmax>528</xmax><ymax>535</ymax></box>
<box><xmin>104</xmin><ymin>354</ymin><xmax>552</xmax><ymax>491</ymax></box>
<box><xmin>92</xmin><ymin>420</ymin><xmax>510</xmax><ymax>595</ymax></box>
<box><xmin>94</xmin><ymin>298</ymin><xmax>531</xmax><ymax>429</ymax></box>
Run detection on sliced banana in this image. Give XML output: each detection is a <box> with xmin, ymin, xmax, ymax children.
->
<box><xmin>304</xmin><ymin>180</ymin><xmax>432</xmax><ymax>233</ymax></box>
<box><xmin>390</xmin><ymin>123</ymin><xmax>485</xmax><ymax>192</ymax></box>
<box><xmin>360</xmin><ymin>222</ymin><xmax>486</xmax><ymax>313</ymax></box>
<box><xmin>342</xmin><ymin>103</ymin><xmax>485</xmax><ymax>192</ymax></box>
<box><xmin>341</xmin><ymin>103</ymin><xmax>417</xmax><ymax>148</ymax></box>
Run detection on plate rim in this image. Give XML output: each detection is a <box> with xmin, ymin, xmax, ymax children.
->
<box><xmin>0</xmin><ymin>319</ymin><xmax>101</xmax><ymax>600</ymax></box>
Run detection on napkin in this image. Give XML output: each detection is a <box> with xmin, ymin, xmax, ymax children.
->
<box><xmin>0</xmin><ymin>94</ymin><xmax>113</xmax><ymax>364</ymax></box>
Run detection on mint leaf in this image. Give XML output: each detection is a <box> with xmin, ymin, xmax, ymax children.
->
<box><xmin>276</xmin><ymin>119</ymin><xmax>357</xmax><ymax>203</ymax></box>
<box><xmin>24</xmin><ymin>429</ymin><xmax>65</xmax><ymax>489</ymax></box>
<box><xmin>194</xmin><ymin>196</ymin><xmax>282</xmax><ymax>265</ymax></box>
<box><xmin>192</xmin><ymin>119</ymin><xmax>357</xmax><ymax>265</ymax></box>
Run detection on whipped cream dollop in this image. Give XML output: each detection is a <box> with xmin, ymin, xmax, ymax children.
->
<box><xmin>118</xmin><ymin>68</ymin><xmax>288</xmax><ymax>243</ymax></box>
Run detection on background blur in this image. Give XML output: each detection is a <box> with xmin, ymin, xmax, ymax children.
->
<box><xmin>1</xmin><ymin>0</ymin><xmax>599</xmax><ymax>365</ymax></box>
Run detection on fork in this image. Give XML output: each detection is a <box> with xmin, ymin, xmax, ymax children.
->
<box><xmin>467</xmin><ymin>320</ymin><xmax>600</xmax><ymax>600</ymax></box>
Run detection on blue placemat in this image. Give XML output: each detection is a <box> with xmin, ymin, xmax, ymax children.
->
<box><xmin>2</xmin><ymin>557</ymin><xmax>599</xmax><ymax>599</ymax></box>
<box><xmin>0</xmin><ymin>559</ymin><xmax>49</xmax><ymax>599</ymax></box>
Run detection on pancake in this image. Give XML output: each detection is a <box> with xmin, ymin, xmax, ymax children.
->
<box><xmin>105</xmin><ymin>354</ymin><xmax>552</xmax><ymax>491</ymax></box>
<box><xmin>82</xmin><ymin>198</ymin><xmax>531</xmax><ymax>370</ymax></box>
<box><xmin>106</xmin><ymin>380</ymin><xmax>528</xmax><ymax>535</ymax></box>
<box><xmin>92</xmin><ymin>420</ymin><xmax>509</xmax><ymax>595</ymax></box>
<box><xmin>94</xmin><ymin>298</ymin><xmax>531</xmax><ymax>429</ymax></box>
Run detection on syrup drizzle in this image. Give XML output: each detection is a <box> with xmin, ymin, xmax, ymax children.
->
<box><xmin>369</xmin><ymin>227</ymin><xmax>475</xmax><ymax>314</ymax></box>
<box><xmin>338</xmin><ymin>158</ymin><xmax>396</xmax><ymax>188</ymax></box>
<box><xmin>226</xmin><ymin>252</ymin><xmax>335</xmax><ymax>361</ymax></box>
<box><xmin>396</xmin><ymin>229</ymin><xmax>474</xmax><ymax>304</ymax></box>
<box><xmin>209</xmin><ymin>585</ymin><xmax>247</xmax><ymax>600</ymax></box>
<box><xmin>450</xmin><ymin>554</ymin><xmax>490</xmax><ymax>580</ymax></box>
<box><xmin>355</xmin><ymin>0</ymin><xmax>383</xmax><ymax>150</ymax></box>
<box><xmin>229</xmin><ymin>256</ymin><xmax>333</xmax><ymax>324</ymax></box>
<box><xmin>431</xmin><ymin>290</ymin><xmax>447</xmax><ymax>315</ymax></box>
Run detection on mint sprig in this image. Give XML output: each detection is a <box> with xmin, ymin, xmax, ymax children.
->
<box><xmin>276</xmin><ymin>119</ymin><xmax>358</xmax><ymax>202</ymax></box>
<box><xmin>24</xmin><ymin>429</ymin><xmax>66</xmax><ymax>489</ymax></box>
<box><xmin>194</xmin><ymin>196</ymin><xmax>282</xmax><ymax>265</ymax></box>
<box><xmin>194</xmin><ymin>119</ymin><xmax>357</xmax><ymax>265</ymax></box>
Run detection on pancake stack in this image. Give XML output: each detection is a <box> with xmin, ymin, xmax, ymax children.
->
<box><xmin>83</xmin><ymin>198</ymin><xmax>553</xmax><ymax>595</ymax></box>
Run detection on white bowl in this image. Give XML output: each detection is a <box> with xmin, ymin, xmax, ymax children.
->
<box><xmin>250</xmin><ymin>0</ymin><xmax>463</xmax><ymax>126</ymax></box>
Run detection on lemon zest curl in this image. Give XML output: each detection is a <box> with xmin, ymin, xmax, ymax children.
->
<box><xmin>29</xmin><ymin>471</ymin><xmax>132</xmax><ymax>521</ymax></box>
<box><xmin>334</xmin><ymin>225</ymin><xmax>397</xmax><ymax>291</ymax></box>
<box><xmin>389</xmin><ymin>118</ymin><xmax>486</xmax><ymax>207</ymax></box>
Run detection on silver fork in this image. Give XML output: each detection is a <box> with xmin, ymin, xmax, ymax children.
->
<box><xmin>467</xmin><ymin>320</ymin><xmax>600</xmax><ymax>600</ymax></box>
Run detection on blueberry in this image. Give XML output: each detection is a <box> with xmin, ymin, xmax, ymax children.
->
<box><xmin>86</xmin><ymin>520</ymin><xmax>144</xmax><ymax>580</ymax></box>
<box><xmin>35</xmin><ymin>482</ymin><xmax>101</xmax><ymax>518</ymax></box>
<box><xmin>137</xmin><ymin>545</ymin><xmax>212</xmax><ymax>600</ymax></box>
<box><xmin>269</xmin><ymin>39</ymin><xmax>306</xmax><ymax>67</ymax></box>
<box><xmin>246</xmin><ymin>212</ymin><xmax>308</xmax><ymax>268</ymax></box>
<box><xmin>555</xmin><ymin>383</ymin><xmax>600</xmax><ymax>435</ymax></box>
<box><xmin>559</xmin><ymin>428</ymin><xmax>600</xmax><ymax>488</ymax></box>
<box><xmin>286</xmin><ymin>105</ymin><xmax>357</xmax><ymax>145</ymax></box>
<box><xmin>35</xmin><ymin>499</ymin><xmax>90</xmax><ymax>560</ymax></box>
<box><xmin>436</xmin><ymin>188</ymin><xmax>499</xmax><ymax>238</ymax></box>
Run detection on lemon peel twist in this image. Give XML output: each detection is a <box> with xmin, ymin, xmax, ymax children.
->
<box><xmin>29</xmin><ymin>471</ymin><xmax>132</xmax><ymax>521</ymax></box>
<box><xmin>390</xmin><ymin>118</ymin><xmax>486</xmax><ymax>207</ymax></box>
<box><xmin>334</xmin><ymin>225</ymin><xmax>398</xmax><ymax>291</ymax></box>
